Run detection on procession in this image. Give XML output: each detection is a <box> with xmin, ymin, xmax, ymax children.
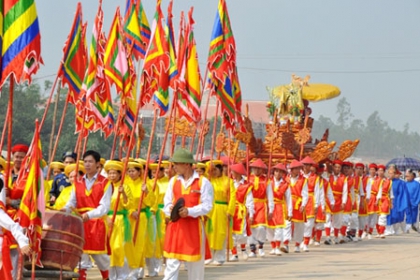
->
<box><xmin>0</xmin><ymin>0</ymin><xmax>419</xmax><ymax>280</ymax></box>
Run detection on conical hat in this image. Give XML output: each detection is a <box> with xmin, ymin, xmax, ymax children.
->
<box><xmin>250</xmin><ymin>158</ymin><xmax>267</xmax><ymax>169</ymax></box>
<box><xmin>272</xmin><ymin>163</ymin><xmax>287</xmax><ymax>172</ymax></box>
<box><xmin>300</xmin><ymin>156</ymin><xmax>316</xmax><ymax>165</ymax></box>
<box><xmin>231</xmin><ymin>163</ymin><xmax>247</xmax><ymax>176</ymax></box>
<box><xmin>289</xmin><ymin>160</ymin><xmax>303</xmax><ymax>169</ymax></box>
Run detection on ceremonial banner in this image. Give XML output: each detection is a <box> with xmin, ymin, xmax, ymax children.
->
<box><xmin>0</xmin><ymin>0</ymin><xmax>42</xmax><ymax>86</ymax></box>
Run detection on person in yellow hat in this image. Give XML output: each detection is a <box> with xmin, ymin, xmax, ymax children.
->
<box><xmin>204</xmin><ymin>160</ymin><xmax>235</xmax><ymax>266</ymax></box>
<box><xmin>53</xmin><ymin>163</ymin><xmax>85</xmax><ymax>210</ymax></box>
<box><xmin>144</xmin><ymin>161</ymin><xmax>169</xmax><ymax>277</ymax></box>
<box><xmin>194</xmin><ymin>163</ymin><xmax>207</xmax><ymax>177</ymax></box>
<box><xmin>125</xmin><ymin>160</ymin><xmax>155</xmax><ymax>280</ymax></box>
<box><xmin>49</xmin><ymin>161</ymin><xmax>71</xmax><ymax>205</ymax></box>
<box><xmin>104</xmin><ymin>159</ymin><xmax>134</xmax><ymax>280</ymax></box>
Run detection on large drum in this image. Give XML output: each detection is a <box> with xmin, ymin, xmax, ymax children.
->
<box><xmin>25</xmin><ymin>210</ymin><xmax>84</xmax><ymax>271</ymax></box>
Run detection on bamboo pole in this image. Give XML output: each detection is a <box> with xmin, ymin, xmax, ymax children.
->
<box><xmin>0</xmin><ymin>104</ymin><xmax>10</xmax><ymax>152</ymax></box>
<box><xmin>39</xmin><ymin>75</ymin><xmax>61</xmax><ymax>131</ymax></box>
<box><xmin>47</xmin><ymin>84</ymin><xmax>61</xmax><ymax>162</ymax></box>
<box><xmin>4</xmin><ymin>79</ymin><xmax>14</xmax><ymax>194</ymax></box>
<box><xmin>135</xmin><ymin>115</ymin><xmax>143</xmax><ymax>158</ymax></box>
<box><xmin>195</xmin><ymin>86</ymin><xmax>211</xmax><ymax>161</ymax></box>
<box><xmin>208</xmin><ymin>100</ymin><xmax>220</xmax><ymax>163</ymax></box>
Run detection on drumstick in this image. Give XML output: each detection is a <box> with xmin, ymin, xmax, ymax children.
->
<box><xmin>70</xmin><ymin>207</ymin><xmax>82</xmax><ymax>217</ymax></box>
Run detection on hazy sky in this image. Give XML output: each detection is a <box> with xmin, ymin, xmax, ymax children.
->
<box><xmin>34</xmin><ymin>0</ymin><xmax>420</xmax><ymax>132</ymax></box>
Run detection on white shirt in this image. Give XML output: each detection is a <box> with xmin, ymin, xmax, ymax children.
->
<box><xmin>163</xmin><ymin>171</ymin><xmax>213</xmax><ymax>218</ymax></box>
<box><xmin>0</xmin><ymin>187</ymin><xmax>29</xmax><ymax>248</ymax></box>
<box><xmin>365</xmin><ymin>176</ymin><xmax>376</xmax><ymax>200</ymax></box>
<box><xmin>233</xmin><ymin>177</ymin><xmax>254</xmax><ymax>218</ymax></box>
<box><xmin>64</xmin><ymin>173</ymin><xmax>112</xmax><ymax>219</ymax></box>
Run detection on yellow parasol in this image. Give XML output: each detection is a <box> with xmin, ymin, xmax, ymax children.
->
<box><xmin>273</xmin><ymin>83</ymin><xmax>341</xmax><ymax>103</ymax></box>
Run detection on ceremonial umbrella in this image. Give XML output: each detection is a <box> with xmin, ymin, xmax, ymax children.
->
<box><xmin>386</xmin><ymin>157</ymin><xmax>420</xmax><ymax>171</ymax></box>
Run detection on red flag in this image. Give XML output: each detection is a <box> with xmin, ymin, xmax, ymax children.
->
<box><xmin>16</xmin><ymin>120</ymin><xmax>45</xmax><ymax>267</ymax></box>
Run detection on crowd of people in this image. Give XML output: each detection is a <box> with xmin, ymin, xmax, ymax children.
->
<box><xmin>1</xmin><ymin>144</ymin><xmax>420</xmax><ymax>280</ymax></box>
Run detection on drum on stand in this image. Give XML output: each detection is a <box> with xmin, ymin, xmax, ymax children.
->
<box><xmin>24</xmin><ymin>210</ymin><xmax>84</xmax><ymax>272</ymax></box>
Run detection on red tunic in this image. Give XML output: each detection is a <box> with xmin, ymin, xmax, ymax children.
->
<box><xmin>343</xmin><ymin>176</ymin><xmax>354</xmax><ymax>214</ymax></box>
<box><xmin>289</xmin><ymin>175</ymin><xmax>307</xmax><ymax>223</ymax></box>
<box><xmin>329</xmin><ymin>174</ymin><xmax>346</xmax><ymax>214</ymax></box>
<box><xmin>358</xmin><ymin>176</ymin><xmax>368</xmax><ymax>216</ymax></box>
<box><xmin>75</xmin><ymin>175</ymin><xmax>110</xmax><ymax>254</ymax></box>
<box><xmin>164</xmin><ymin>176</ymin><xmax>211</xmax><ymax>262</ymax></box>
<box><xmin>379</xmin><ymin>179</ymin><xmax>392</xmax><ymax>215</ymax></box>
<box><xmin>250</xmin><ymin>174</ymin><xmax>269</xmax><ymax>228</ymax></box>
<box><xmin>232</xmin><ymin>181</ymin><xmax>253</xmax><ymax>234</ymax></box>
<box><xmin>267</xmin><ymin>178</ymin><xmax>289</xmax><ymax>228</ymax></box>
<box><xmin>367</xmin><ymin>177</ymin><xmax>383</xmax><ymax>214</ymax></box>
<box><xmin>315</xmin><ymin>177</ymin><xmax>329</xmax><ymax>223</ymax></box>
<box><xmin>305</xmin><ymin>174</ymin><xmax>318</xmax><ymax>219</ymax></box>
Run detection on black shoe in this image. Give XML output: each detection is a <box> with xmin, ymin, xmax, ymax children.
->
<box><xmin>412</xmin><ymin>225</ymin><xmax>418</xmax><ymax>232</ymax></box>
<box><xmin>324</xmin><ymin>239</ymin><xmax>332</xmax><ymax>245</ymax></box>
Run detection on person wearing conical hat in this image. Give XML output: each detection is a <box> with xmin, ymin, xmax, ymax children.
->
<box><xmin>365</xmin><ymin>163</ymin><xmax>379</xmax><ymax>239</ymax></box>
<box><xmin>64</xmin><ymin>150</ymin><xmax>112</xmax><ymax>280</ymax></box>
<box><xmin>144</xmin><ymin>161</ymin><xmax>170</xmax><ymax>277</ymax></box>
<box><xmin>204</xmin><ymin>159</ymin><xmax>235</xmax><ymax>266</ymax></box>
<box><xmin>229</xmin><ymin>163</ymin><xmax>254</xmax><ymax>262</ymax></box>
<box><xmin>125</xmin><ymin>160</ymin><xmax>155</xmax><ymax>280</ymax></box>
<box><xmin>313</xmin><ymin>164</ymin><xmax>335</xmax><ymax>246</ymax></box>
<box><xmin>53</xmin><ymin>163</ymin><xmax>86</xmax><ymax>210</ymax></box>
<box><xmin>300</xmin><ymin>156</ymin><xmax>324</xmax><ymax>251</ymax></box>
<box><xmin>104</xmin><ymin>159</ymin><xmax>134</xmax><ymax>279</ymax></box>
<box><xmin>285</xmin><ymin>160</ymin><xmax>309</xmax><ymax>253</ymax></box>
<box><xmin>248</xmin><ymin>158</ymin><xmax>274</xmax><ymax>258</ymax></box>
<box><xmin>162</xmin><ymin>148</ymin><xmax>213</xmax><ymax>280</ymax></box>
<box><xmin>323</xmin><ymin>160</ymin><xmax>348</xmax><ymax>245</ymax></box>
<box><xmin>266</xmin><ymin>163</ymin><xmax>292</xmax><ymax>256</ymax></box>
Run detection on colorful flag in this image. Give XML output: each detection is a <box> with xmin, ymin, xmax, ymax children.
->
<box><xmin>177</xmin><ymin>8</ymin><xmax>201</xmax><ymax>122</ymax></box>
<box><xmin>80</xmin><ymin>2</ymin><xmax>114</xmax><ymax>138</ymax></box>
<box><xmin>140</xmin><ymin>0</ymin><xmax>170</xmax><ymax>114</ymax></box>
<box><xmin>1</xmin><ymin>0</ymin><xmax>42</xmax><ymax>86</ymax></box>
<box><xmin>124</xmin><ymin>0</ymin><xmax>151</xmax><ymax>60</ymax></box>
<box><xmin>165</xmin><ymin>0</ymin><xmax>178</xmax><ymax>88</ymax></box>
<box><xmin>207</xmin><ymin>0</ymin><xmax>243</xmax><ymax>131</ymax></box>
<box><xmin>16</xmin><ymin>120</ymin><xmax>45</xmax><ymax>267</ymax></box>
<box><xmin>104</xmin><ymin>7</ymin><xmax>133</xmax><ymax>99</ymax></box>
<box><xmin>58</xmin><ymin>3</ymin><xmax>88</xmax><ymax>105</ymax></box>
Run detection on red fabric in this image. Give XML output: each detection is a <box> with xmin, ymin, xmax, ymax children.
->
<box><xmin>358</xmin><ymin>229</ymin><xmax>364</xmax><ymax>238</ymax></box>
<box><xmin>368</xmin><ymin>177</ymin><xmax>384</xmax><ymax>214</ymax></box>
<box><xmin>379</xmin><ymin>179</ymin><xmax>392</xmax><ymax>215</ymax></box>
<box><xmin>344</xmin><ymin>176</ymin><xmax>354</xmax><ymax>214</ymax></box>
<box><xmin>78</xmin><ymin>269</ymin><xmax>87</xmax><ymax>280</ymax></box>
<box><xmin>325</xmin><ymin>227</ymin><xmax>331</xmax><ymax>237</ymax></box>
<box><xmin>231</xmin><ymin>247</ymin><xmax>237</xmax><ymax>255</ymax></box>
<box><xmin>1</xmin><ymin>232</ymin><xmax>13</xmax><ymax>280</ymax></box>
<box><xmin>283</xmin><ymin>240</ymin><xmax>289</xmax><ymax>245</ymax></box>
<box><xmin>250</xmin><ymin>174</ymin><xmax>269</xmax><ymax>227</ymax></box>
<box><xmin>316</xmin><ymin>230</ymin><xmax>323</xmax><ymax>242</ymax></box>
<box><xmin>75</xmin><ymin>175</ymin><xmax>109</xmax><ymax>253</ymax></box>
<box><xmin>334</xmin><ymin>228</ymin><xmax>339</xmax><ymax>238</ymax></box>
<box><xmin>100</xmin><ymin>270</ymin><xmax>109</xmax><ymax>279</ymax></box>
<box><xmin>329</xmin><ymin>174</ymin><xmax>346</xmax><ymax>213</ymax></box>
<box><xmin>275</xmin><ymin>241</ymin><xmax>281</xmax><ymax>247</ymax></box>
<box><xmin>340</xmin><ymin>226</ymin><xmax>347</xmax><ymax>236</ymax></box>
<box><xmin>232</xmin><ymin>182</ymin><xmax>252</xmax><ymax>234</ymax></box>
<box><xmin>289</xmin><ymin>175</ymin><xmax>307</xmax><ymax>222</ymax></box>
<box><xmin>270</xmin><ymin>241</ymin><xmax>276</xmax><ymax>249</ymax></box>
<box><xmin>268</xmin><ymin>178</ymin><xmax>288</xmax><ymax>228</ymax></box>
<box><xmin>304</xmin><ymin>237</ymin><xmax>310</xmax><ymax>245</ymax></box>
<box><xmin>305</xmin><ymin>174</ymin><xmax>317</xmax><ymax>218</ymax></box>
<box><xmin>164</xmin><ymin>176</ymin><xmax>211</xmax><ymax>261</ymax></box>
<box><xmin>11</xmin><ymin>144</ymin><xmax>29</xmax><ymax>154</ymax></box>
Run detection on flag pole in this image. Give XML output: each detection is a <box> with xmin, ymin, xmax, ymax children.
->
<box><xmin>135</xmin><ymin>115</ymin><xmax>143</xmax><ymax>158</ymax></box>
<box><xmin>150</xmin><ymin>92</ymin><xmax>177</xmax><ymax>194</ymax></box>
<box><xmin>133</xmin><ymin>108</ymin><xmax>159</xmax><ymax>244</ymax></box>
<box><xmin>195</xmin><ymin>75</ymin><xmax>210</xmax><ymax>161</ymax></box>
<box><xmin>39</xmin><ymin>71</ymin><xmax>62</xmax><ymax>131</ymax></box>
<box><xmin>4</xmin><ymin>78</ymin><xmax>14</xmax><ymax>204</ymax></box>
<box><xmin>47</xmin><ymin>82</ymin><xmax>62</xmax><ymax>164</ymax></box>
<box><xmin>226</xmin><ymin>129</ymin><xmax>232</xmax><ymax>262</ymax></box>
<box><xmin>245</xmin><ymin>104</ymin><xmax>250</xmax><ymax>178</ymax></box>
<box><xmin>0</xmin><ymin>104</ymin><xmax>11</xmax><ymax>152</ymax></box>
<box><xmin>208</xmin><ymin>99</ymin><xmax>219</xmax><ymax>162</ymax></box>
<box><xmin>47</xmin><ymin>94</ymin><xmax>70</xmax><ymax>178</ymax></box>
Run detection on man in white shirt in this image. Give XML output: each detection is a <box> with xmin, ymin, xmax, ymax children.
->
<box><xmin>162</xmin><ymin>148</ymin><xmax>213</xmax><ymax>280</ymax></box>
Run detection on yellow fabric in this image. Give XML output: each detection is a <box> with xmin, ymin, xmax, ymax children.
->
<box><xmin>273</xmin><ymin>83</ymin><xmax>341</xmax><ymax>102</ymax></box>
<box><xmin>146</xmin><ymin>176</ymin><xmax>169</xmax><ymax>259</ymax></box>
<box><xmin>108</xmin><ymin>181</ymin><xmax>134</xmax><ymax>268</ymax></box>
<box><xmin>53</xmin><ymin>186</ymin><xmax>72</xmax><ymax>210</ymax></box>
<box><xmin>125</xmin><ymin>177</ymin><xmax>155</xmax><ymax>268</ymax></box>
<box><xmin>207</xmin><ymin>176</ymin><xmax>236</xmax><ymax>250</ymax></box>
<box><xmin>44</xmin><ymin>179</ymin><xmax>52</xmax><ymax>203</ymax></box>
